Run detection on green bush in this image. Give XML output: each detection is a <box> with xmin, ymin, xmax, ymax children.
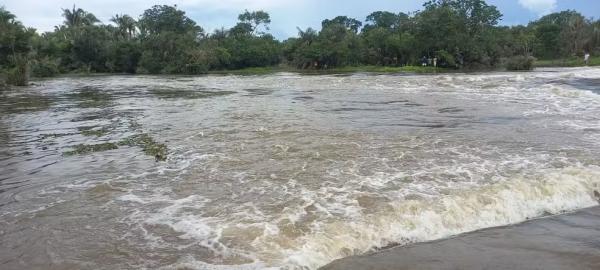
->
<box><xmin>31</xmin><ymin>57</ymin><xmax>60</xmax><ymax>77</ymax></box>
<box><xmin>107</xmin><ymin>41</ymin><xmax>141</xmax><ymax>73</ymax></box>
<box><xmin>0</xmin><ymin>73</ymin><xmax>6</xmax><ymax>88</ymax></box>
<box><xmin>506</xmin><ymin>55</ymin><xmax>536</xmax><ymax>71</ymax></box>
<box><xmin>435</xmin><ymin>49</ymin><xmax>456</xmax><ymax>67</ymax></box>
<box><xmin>6</xmin><ymin>55</ymin><xmax>29</xmax><ymax>86</ymax></box>
<box><xmin>6</xmin><ymin>67</ymin><xmax>28</xmax><ymax>86</ymax></box>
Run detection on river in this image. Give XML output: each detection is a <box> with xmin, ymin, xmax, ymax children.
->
<box><xmin>1</xmin><ymin>68</ymin><xmax>600</xmax><ymax>269</ymax></box>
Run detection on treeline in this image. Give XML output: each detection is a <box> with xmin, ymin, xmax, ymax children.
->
<box><xmin>1</xmin><ymin>0</ymin><xmax>600</xmax><ymax>85</ymax></box>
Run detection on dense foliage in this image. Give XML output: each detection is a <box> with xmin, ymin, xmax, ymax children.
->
<box><xmin>1</xmin><ymin>0</ymin><xmax>600</xmax><ymax>84</ymax></box>
<box><xmin>1</xmin><ymin>7</ymin><xmax>35</xmax><ymax>85</ymax></box>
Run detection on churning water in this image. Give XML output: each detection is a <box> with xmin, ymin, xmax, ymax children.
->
<box><xmin>1</xmin><ymin>68</ymin><xmax>600</xmax><ymax>269</ymax></box>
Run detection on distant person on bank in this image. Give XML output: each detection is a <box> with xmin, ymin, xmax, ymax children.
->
<box><xmin>584</xmin><ymin>52</ymin><xmax>590</xmax><ymax>65</ymax></box>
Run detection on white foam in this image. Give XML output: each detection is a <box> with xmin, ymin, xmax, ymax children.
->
<box><xmin>282</xmin><ymin>166</ymin><xmax>600</xmax><ymax>269</ymax></box>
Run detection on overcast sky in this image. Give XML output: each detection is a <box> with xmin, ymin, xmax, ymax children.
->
<box><xmin>2</xmin><ymin>0</ymin><xmax>599</xmax><ymax>39</ymax></box>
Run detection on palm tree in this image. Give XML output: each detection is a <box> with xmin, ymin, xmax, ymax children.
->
<box><xmin>0</xmin><ymin>7</ymin><xmax>17</xmax><ymax>23</ymax></box>
<box><xmin>211</xmin><ymin>27</ymin><xmax>229</xmax><ymax>41</ymax></box>
<box><xmin>111</xmin><ymin>14</ymin><xmax>137</xmax><ymax>40</ymax></box>
<box><xmin>62</xmin><ymin>5</ymin><xmax>99</xmax><ymax>28</ymax></box>
<box><xmin>297</xmin><ymin>27</ymin><xmax>317</xmax><ymax>46</ymax></box>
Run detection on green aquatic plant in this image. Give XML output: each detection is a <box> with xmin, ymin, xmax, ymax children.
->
<box><xmin>118</xmin><ymin>133</ymin><xmax>168</xmax><ymax>161</ymax></box>
<box><xmin>150</xmin><ymin>88</ymin><xmax>236</xmax><ymax>99</ymax></box>
<box><xmin>63</xmin><ymin>142</ymin><xmax>119</xmax><ymax>156</ymax></box>
<box><xmin>0</xmin><ymin>94</ymin><xmax>53</xmax><ymax>113</ymax></box>
<box><xmin>67</xmin><ymin>87</ymin><xmax>113</xmax><ymax>108</ymax></box>
<box><xmin>78</xmin><ymin>126</ymin><xmax>111</xmax><ymax>137</ymax></box>
<box><xmin>62</xmin><ymin>133</ymin><xmax>168</xmax><ymax>161</ymax></box>
<box><xmin>40</xmin><ymin>133</ymin><xmax>73</xmax><ymax>139</ymax></box>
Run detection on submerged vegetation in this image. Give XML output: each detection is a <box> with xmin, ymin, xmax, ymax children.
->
<box><xmin>1</xmin><ymin>0</ymin><xmax>600</xmax><ymax>85</ymax></box>
<box><xmin>78</xmin><ymin>126</ymin><xmax>111</xmax><ymax>137</ymax></box>
<box><xmin>118</xmin><ymin>134</ymin><xmax>168</xmax><ymax>161</ymax></box>
<box><xmin>64</xmin><ymin>133</ymin><xmax>168</xmax><ymax>161</ymax></box>
<box><xmin>67</xmin><ymin>87</ymin><xmax>114</xmax><ymax>108</ymax></box>
<box><xmin>0</xmin><ymin>93</ymin><xmax>53</xmax><ymax>113</ymax></box>
<box><xmin>63</xmin><ymin>142</ymin><xmax>119</xmax><ymax>156</ymax></box>
<box><xmin>150</xmin><ymin>88</ymin><xmax>236</xmax><ymax>99</ymax></box>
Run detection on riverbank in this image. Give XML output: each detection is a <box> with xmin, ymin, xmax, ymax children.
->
<box><xmin>321</xmin><ymin>206</ymin><xmax>600</xmax><ymax>270</ymax></box>
<box><xmin>208</xmin><ymin>65</ymin><xmax>446</xmax><ymax>75</ymax></box>
<box><xmin>535</xmin><ymin>56</ymin><xmax>600</xmax><ymax>67</ymax></box>
<box><xmin>207</xmin><ymin>59</ymin><xmax>599</xmax><ymax>76</ymax></box>
<box><xmin>6</xmin><ymin>60</ymin><xmax>597</xmax><ymax>87</ymax></box>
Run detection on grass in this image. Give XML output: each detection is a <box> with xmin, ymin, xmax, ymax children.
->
<box><xmin>535</xmin><ymin>56</ymin><xmax>600</xmax><ymax>67</ymax></box>
<box><xmin>209</xmin><ymin>66</ymin><xmax>293</xmax><ymax>75</ymax></box>
<box><xmin>325</xmin><ymin>65</ymin><xmax>447</xmax><ymax>73</ymax></box>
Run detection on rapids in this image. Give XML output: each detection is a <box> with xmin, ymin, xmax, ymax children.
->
<box><xmin>1</xmin><ymin>67</ymin><xmax>600</xmax><ymax>269</ymax></box>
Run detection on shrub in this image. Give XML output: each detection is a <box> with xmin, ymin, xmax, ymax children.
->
<box><xmin>6</xmin><ymin>55</ymin><xmax>29</xmax><ymax>86</ymax></box>
<box><xmin>506</xmin><ymin>55</ymin><xmax>536</xmax><ymax>71</ymax></box>
<box><xmin>107</xmin><ymin>41</ymin><xmax>141</xmax><ymax>73</ymax></box>
<box><xmin>436</xmin><ymin>49</ymin><xmax>456</xmax><ymax>67</ymax></box>
<box><xmin>31</xmin><ymin>57</ymin><xmax>60</xmax><ymax>77</ymax></box>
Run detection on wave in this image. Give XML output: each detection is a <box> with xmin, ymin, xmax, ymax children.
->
<box><xmin>281</xmin><ymin>166</ymin><xmax>600</xmax><ymax>269</ymax></box>
<box><xmin>126</xmin><ymin>166</ymin><xmax>600</xmax><ymax>270</ymax></box>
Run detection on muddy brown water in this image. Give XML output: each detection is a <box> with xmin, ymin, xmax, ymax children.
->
<box><xmin>1</xmin><ymin>68</ymin><xmax>600</xmax><ymax>269</ymax></box>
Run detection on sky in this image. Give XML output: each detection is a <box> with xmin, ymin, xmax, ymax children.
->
<box><xmin>2</xmin><ymin>0</ymin><xmax>599</xmax><ymax>40</ymax></box>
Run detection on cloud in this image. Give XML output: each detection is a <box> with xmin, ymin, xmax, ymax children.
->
<box><xmin>518</xmin><ymin>0</ymin><xmax>557</xmax><ymax>16</ymax></box>
<box><xmin>179</xmin><ymin>0</ymin><xmax>299</xmax><ymax>11</ymax></box>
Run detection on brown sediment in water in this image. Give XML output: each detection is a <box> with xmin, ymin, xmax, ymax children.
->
<box><xmin>3</xmin><ymin>70</ymin><xmax>600</xmax><ymax>269</ymax></box>
<box><xmin>320</xmin><ymin>206</ymin><xmax>600</xmax><ymax>270</ymax></box>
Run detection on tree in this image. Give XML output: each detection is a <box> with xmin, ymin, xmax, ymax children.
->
<box><xmin>0</xmin><ymin>7</ymin><xmax>35</xmax><ymax>85</ymax></box>
<box><xmin>423</xmin><ymin>0</ymin><xmax>501</xmax><ymax>31</ymax></box>
<box><xmin>138</xmin><ymin>5</ymin><xmax>203</xmax><ymax>37</ymax></box>
<box><xmin>322</xmin><ymin>16</ymin><xmax>362</xmax><ymax>34</ymax></box>
<box><xmin>510</xmin><ymin>25</ymin><xmax>535</xmax><ymax>56</ymax></box>
<box><xmin>238</xmin><ymin>10</ymin><xmax>271</xmax><ymax>35</ymax></box>
<box><xmin>214</xmin><ymin>10</ymin><xmax>280</xmax><ymax>69</ymax></box>
<box><xmin>365</xmin><ymin>11</ymin><xmax>400</xmax><ymax>30</ymax></box>
<box><xmin>4</xmin><ymin>0</ymin><xmax>600</xmax><ymax>76</ymax></box>
<box><xmin>111</xmin><ymin>14</ymin><xmax>137</xmax><ymax>40</ymax></box>
<box><xmin>137</xmin><ymin>5</ymin><xmax>204</xmax><ymax>73</ymax></box>
<box><xmin>415</xmin><ymin>0</ymin><xmax>504</xmax><ymax>67</ymax></box>
<box><xmin>62</xmin><ymin>5</ymin><xmax>99</xmax><ymax>28</ymax></box>
<box><xmin>107</xmin><ymin>40</ymin><xmax>141</xmax><ymax>73</ymax></box>
<box><xmin>530</xmin><ymin>10</ymin><xmax>592</xmax><ymax>58</ymax></box>
<box><xmin>282</xmin><ymin>28</ymin><xmax>320</xmax><ymax>68</ymax></box>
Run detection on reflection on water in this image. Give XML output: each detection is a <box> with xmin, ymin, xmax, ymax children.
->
<box><xmin>1</xmin><ymin>68</ymin><xmax>600</xmax><ymax>269</ymax></box>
